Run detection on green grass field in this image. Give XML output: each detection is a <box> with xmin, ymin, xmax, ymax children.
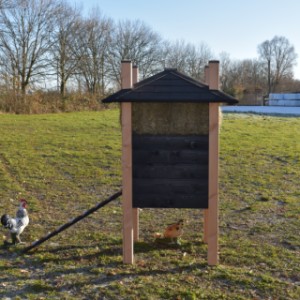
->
<box><xmin>0</xmin><ymin>110</ymin><xmax>299</xmax><ymax>299</ymax></box>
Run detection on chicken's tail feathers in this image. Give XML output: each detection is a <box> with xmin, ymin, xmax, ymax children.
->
<box><xmin>1</xmin><ymin>214</ymin><xmax>13</xmax><ymax>229</ymax></box>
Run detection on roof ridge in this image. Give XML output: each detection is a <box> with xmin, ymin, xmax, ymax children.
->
<box><xmin>133</xmin><ymin>69</ymin><xmax>208</xmax><ymax>91</ymax></box>
<box><xmin>133</xmin><ymin>70</ymin><xmax>168</xmax><ymax>89</ymax></box>
<box><xmin>169</xmin><ymin>69</ymin><xmax>208</xmax><ymax>89</ymax></box>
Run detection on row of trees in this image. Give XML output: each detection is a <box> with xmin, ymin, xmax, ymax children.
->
<box><xmin>221</xmin><ymin>36</ymin><xmax>298</xmax><ymax>98</ymax></box>
<box><xmin>0</xmin><ymin>0</ymin><xmax>298</xmax><ymax>106</ymax></box>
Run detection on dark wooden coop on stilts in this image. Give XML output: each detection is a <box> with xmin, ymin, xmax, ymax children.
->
<box><xmin>102</xmin><ymin>60</ymin><xmax>238</xmax><ymax>265</ymax></box>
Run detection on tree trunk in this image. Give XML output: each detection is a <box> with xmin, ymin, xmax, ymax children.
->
<box><xmin>60</xmin><ymin>80</ymin><xmax>66</xmax><ymax>97</ymax></box>
<box><xmin>267</xmin><ymin>59</ymin><xmax>271</xmax><ymax>96</ymax></box>
<box><xmin>21</xmin><ymin>81</ymin><xmax>27</xmax><ymax>95</ymax></box>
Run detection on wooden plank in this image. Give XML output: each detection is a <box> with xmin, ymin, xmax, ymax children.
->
<box><xmin>133</xmin><ymin>178</ymin><xmax>208</xmax><ymax>194</ymax></box>
<box><xmin>133</xmin><ymin>178</ymin><xmax>208</xmax><ymax>208</ymax></box>
<box><xmin>207</xmin><ymin>102</ymin><xmax>219</xmax><ymax>265</ymax></box>
<box><xmin>133</xmin><ymin>135</ymin><xmax>208</xmax><ymax>150</ymax></box>
<box><xmin>133</xmin><ymin>194</ymin><xmax>208</xmax><ymax>209</ymax></box>
<box><xmin>133</xmin><ymin>149</ymin><xmax>208</xmax><ymax>164</ymax></box>
<box><xmin>133</xmin><ymin>164</ymin><xmax>208</xmax><ymax>179</ymax></box>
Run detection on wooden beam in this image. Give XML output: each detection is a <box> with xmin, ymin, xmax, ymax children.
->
<box><xmin>208</xmin><ymin>60</ymin><xmax>220</xmax><ymax>90</ymax></box>
<box><xmin>122</xmin><ymin>102</ymin><xmax>134</xmax><ymax>264</ymax></box>
<box><xmin>206</xmin><ymin>60</ymin><xmax>220</xmax><ymax>264</ymax></box>
<box><xmin>207</xmin><ymin>102</ymin><xmax>219</xmax><ymax>265</ymax></box>
<box><xmin>121</xmin><ymin>60</ymin><xmax>134</xmax><ymax>264</ymax></box>
<box><xmin>121</xmin><ymin>60</ymin><xmax>132</xmax><ymax>89</ymax></box>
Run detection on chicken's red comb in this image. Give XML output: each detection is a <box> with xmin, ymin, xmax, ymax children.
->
<box><xmin>20</xmin><ymin>199</ymin><xmax>27</xmax><ymax>207</ymax></box>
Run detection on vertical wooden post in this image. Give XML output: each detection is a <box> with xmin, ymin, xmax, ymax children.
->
<box><xmin>132</xmin><ymin>65</ymin><xmax>139</xmax><ymax>242</ymax></box>
<box><xmin>121</xmin><ymin>60</ymin><xmax>134</xmax><ymax>264</ymax></box>
<box><xmin>208</xmin><ymin>60</ymin><xmax>220</xmax><ymax>90</ymax></box>
<box><xmin>207</xmin><ymin>60</ymin><xmax>220</xmax><ymax>265</ymax></box>
<box><xmin>208</xmin><ymin>102</ymin><xmax>219</xmax><ymax>265</ymax></box>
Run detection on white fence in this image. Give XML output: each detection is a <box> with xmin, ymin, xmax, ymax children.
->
<box><xmin>269</xmin><ymin>93</ymin><xmax>300</xmax><ymax>106</ymax></box>
<box><xmin>222</xmin><ymin>106</ymin><xmax>300</xmax><ymax>116</ymax></box>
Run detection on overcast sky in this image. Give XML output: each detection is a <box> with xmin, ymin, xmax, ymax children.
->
<box><xmin>71</xmin><ymin>0</ymin><xmax>300</xmax><ymax>79</ymax></box>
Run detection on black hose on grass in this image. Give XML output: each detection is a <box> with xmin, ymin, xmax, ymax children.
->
<box><xmin>22</xmin><ymin>190</ymin><xmax>122</xmax><ymax>254</ymax></box>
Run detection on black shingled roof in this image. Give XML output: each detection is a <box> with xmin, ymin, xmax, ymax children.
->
<box><xmin>102</xmin><ymin>68</ymin><xmax>238</xmax><ymax>104</ymax></box>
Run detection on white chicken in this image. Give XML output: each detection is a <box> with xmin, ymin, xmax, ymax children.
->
<box><xmin>1</xmin><ymin>199</ymin><xmax>29</xmax><ymax>245</ymax></box>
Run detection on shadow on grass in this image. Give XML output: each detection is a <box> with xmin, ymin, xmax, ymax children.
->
<box><xmin>134</xmin><ymin>240</ymin><xmax>182</xmax><ymax>252</ymax></box>
<box><xmin>0</xmin><ymin>237</ymin><xmax>211</xmax><ymax>299</ymax></box>
<box><xmin>1</xmin><ymin>237</ymin><xmax>207</xmax><ymax>266</ymax></box>
<box><xmin>0</xmin><ymin>260</ymin><xmax>210</xmax><ymax>299</ymax></box>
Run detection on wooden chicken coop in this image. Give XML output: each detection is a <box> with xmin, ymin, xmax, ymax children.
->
<box><xmin>102</xmin><ymin>60</ymin><xmax>238</xmax><ymax>265</ymax></box>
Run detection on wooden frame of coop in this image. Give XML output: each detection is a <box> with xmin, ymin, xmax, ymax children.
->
<box><xmin>102</xmin><ymin>60</ymin><xmax>238</xmax><ymax>265</ymax></box>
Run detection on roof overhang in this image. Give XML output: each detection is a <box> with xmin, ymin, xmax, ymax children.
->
<box><xmin>102</xmin><ymin>69</ymin><xmax>238</xmax><ymax>105</ymax></box>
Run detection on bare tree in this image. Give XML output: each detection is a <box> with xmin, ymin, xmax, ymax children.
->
<box><xmin>163</xmin><ymin>40</ymin><xmax>187</xmax><ymax>71</ymax></box>
<box><xmin>186</xmin><ymin>43</ymin><xmax>213</xmax><ymax>81</ymax></box>
<box><xmin>248</xmin><ymin>59</ymin><xmax>264</xmax><ymax>99</ymax></box>
<box><xmin>75</xmin><ymin>11</ymin><xmax>113</xmax><ymax>95</ymax></box>
<box><xmin>163</xmin><ymin>40</ymin><xmax>212</xmax><ymax>81</ymax></box>
<box><xmin>258</xmin><ymin>36</ymin><xmax>297</xmax><ymax>94</ymax></box>
<box><xmin>219</xmin><ymin>52</ymin><xmax>232</xmax><ymax>93</ymax></box>
<box><xmin>51</xmin><ymin>2</ymin><xmax>81</xmax><ymax>97</ymax></box>
<box><xmin>0</xmin><ymin>0</ymin><xmax>59</xmax><ymax>94</ymax></box>
<box><xmin>219</xmin><ymin>52</ymin><xmax>264</xmax><ymax>98</ymax></box>
<box><xmin>108</xmin><ymin>19</ymin><xmax>163</xmax><ymax>87</ymax></box>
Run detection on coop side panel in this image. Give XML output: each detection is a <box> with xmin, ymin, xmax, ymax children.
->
<box><xmin>132</xmin><ymin>135</ymin><xmax>209</xmax><ymax>208</ymax></box>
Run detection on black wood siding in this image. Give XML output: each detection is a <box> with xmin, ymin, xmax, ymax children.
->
<box><xmin>132</xmin><ymin>135</ymin><xmax>209</xmax><ymax>208</ymax></box>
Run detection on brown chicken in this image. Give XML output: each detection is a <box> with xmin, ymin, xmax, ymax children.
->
<box><xmin>154</xmin><ymin>219</ymin><xmax>184</xmax><ymax>244</ymax></box>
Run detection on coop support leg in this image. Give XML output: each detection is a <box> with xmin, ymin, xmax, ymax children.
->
<box><xmin>207</xmin><ymin>197</ymin><xmax>218</xmax><ymax>266</ymax></box>
<box><xmin>121</xmin><ymin>98</ymin><xmax>134</xmax><ymax>264</ymax></box>
<box><xmin>207</xmin><ymin>102</ymin><xmax>219</xmax><ymax>266</ymax></box>
<box><xmin>120</xmin><ymin>61</ymin><xmax>134</xmax><ymax>264</ymax></box>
